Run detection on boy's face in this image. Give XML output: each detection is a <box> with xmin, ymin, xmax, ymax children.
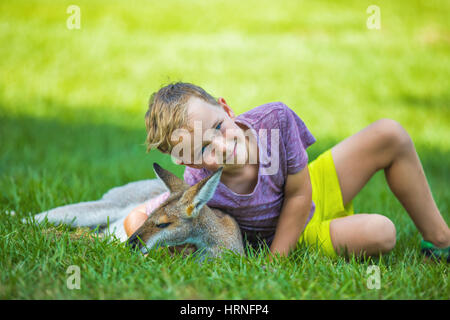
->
<box><xmin>168</xmin><ymin>96</ymin><xmax>251</xmax><ymax>173</ymax></box>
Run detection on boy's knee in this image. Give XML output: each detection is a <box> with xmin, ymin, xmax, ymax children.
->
<box><xmin>375</xmin><ymin>118</ymin><xmax>412</xmax><ymax>151</ymax></box>
<box><xmin>365</xmin><ymin>214</ymin><xmax>397</xmax><ymax>253</ymax></box>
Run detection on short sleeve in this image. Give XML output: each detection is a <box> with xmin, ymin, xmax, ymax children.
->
<box><xmin>280</xmin><ymin>104</ymin><xmax>316</xmax><ymax>175</ymax></box>
<box><xmin>145</xmin><ymin>191</ymin><xmax>170</xmax><ymax>216</ymax></box>
<box><xmin>183</xmin><ymin>167</ymin><xmax>206</xmax><ymax>186</ymax></box>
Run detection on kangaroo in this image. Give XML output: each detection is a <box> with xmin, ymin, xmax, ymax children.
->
<box><xmin>127</xmin><ymin>163</ymin><xmax>245</xmax><ymax>258</ymax></box>
<box><xmin>27</xmin><ymin>163</ymin><xmax>244</xmax><ymax>259</ymax></box>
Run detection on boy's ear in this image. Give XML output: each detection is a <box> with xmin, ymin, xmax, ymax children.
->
<box><xmin>217</xmin><ymin>97</ymin><xmax>235</xmax><ymax>118</ymax></box>
<box><xmin>217</xmin><ymin>97</ymin><xmax>227</xmax><ymax>105</ymax></box>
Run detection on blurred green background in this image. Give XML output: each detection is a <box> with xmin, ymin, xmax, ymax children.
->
<box><xmin>0</xmin><ymin>0</ymin><xmax>449</xmax><ymax>299</ymax></box>
<box><xmin>1</xmin><ymin>0</ymin><xmax>449</xmax><ymax>206</ymax></box>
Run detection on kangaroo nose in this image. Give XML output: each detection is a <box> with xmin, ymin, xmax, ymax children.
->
<box><xmin>126</xmin><ymin>233</ymin><xmax>141</xmax><ymax>251</ymax></box>
<box><xmin>127</xmin><ymin>233</ymin><xmax>149</xmax><ymax>254</ymax></box>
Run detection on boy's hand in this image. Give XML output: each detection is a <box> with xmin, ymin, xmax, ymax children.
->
<box><xmin>270</xmin><ymin>166</ymin><xmax>313</xmax><ymax>257</ymax></box>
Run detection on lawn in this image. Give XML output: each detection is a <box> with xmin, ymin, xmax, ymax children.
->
<box><xmin>0</xmin><ymin>0</ymin><xmax>449</xmax><ymax>299</ymax></box>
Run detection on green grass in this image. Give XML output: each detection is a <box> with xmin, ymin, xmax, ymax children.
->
<box><xmin>0</xmin><ymin>0</ymin><xmax>449</xmax><ymax>299</ymax></box>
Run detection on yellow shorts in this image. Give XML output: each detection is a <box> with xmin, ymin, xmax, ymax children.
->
<box><xmin>299</xmin><ymin>149</ymin><xmax>355</xmax><ymax>257</ymax></box>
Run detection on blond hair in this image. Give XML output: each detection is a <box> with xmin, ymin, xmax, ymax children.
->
<box><xmin>145</xmin><ymin>82</ymin><xmax>219</xmax><ymax>153</ymax></box>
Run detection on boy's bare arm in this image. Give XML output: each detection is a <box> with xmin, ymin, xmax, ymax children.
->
<box><xmin>269</xmin><ymin>165</ymin><xmax>313</xmax><ymax>257</ymax></box>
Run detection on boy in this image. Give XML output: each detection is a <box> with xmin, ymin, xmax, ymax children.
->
<box><xmin>124</xmin><ymin>82</ymin><xmax>450</xmax><ymax>260</ymax></box>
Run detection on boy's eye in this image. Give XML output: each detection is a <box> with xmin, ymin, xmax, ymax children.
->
<box><xmin>201</xmin><ymin>121</ymin><xmax>222</xmax><ymax>154</ymax></box>
<box><xmin>201</xmin><ymin>144</ymin><xmax>210</xmax><ymax>154</ymax></box>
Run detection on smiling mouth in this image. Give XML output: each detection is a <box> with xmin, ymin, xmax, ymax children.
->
<box><xmin>225</xmin><ymin>141</ymin><xmax>237</xmax><ymax>161</ymax></box>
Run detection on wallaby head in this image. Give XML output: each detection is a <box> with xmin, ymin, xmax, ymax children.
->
<box><xmin>127</xmin><ymin>163</ymin><xmax>230</xmax><ymax>255</ymax></box>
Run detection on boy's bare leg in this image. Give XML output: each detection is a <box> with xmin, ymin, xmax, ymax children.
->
<box><xmin>330</xmin><ymin>214</ymin><xmax>396</xmax><ymax>256</ymax></box>
<box><xmin>330</xmin><ymin>118</ymin><xmax>450</xmax><ymax>252</ymax></box>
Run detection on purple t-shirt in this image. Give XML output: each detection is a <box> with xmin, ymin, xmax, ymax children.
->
<box><xmin>182</xmin><ymin>102</ymin><xmax>316</xmax><ymax>248</ymax></box>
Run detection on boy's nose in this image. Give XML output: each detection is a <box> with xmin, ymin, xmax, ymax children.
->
<box><xmin>211</xmin><ymin>136</ymin><xmax>235</xmax><ymax>160</ymax></box>
<box><xmin>212</xmin><ymin>135</ymin><xmax>227</xmax><ymax>153</ymax></box>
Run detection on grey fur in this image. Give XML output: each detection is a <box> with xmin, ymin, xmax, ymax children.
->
<box><xmin>27</xmin><ymin>179</ymin><xmax>168</xmax><ymax>242</ymax></box>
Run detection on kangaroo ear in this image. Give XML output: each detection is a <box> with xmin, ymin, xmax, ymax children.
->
<box><xmin>153</xmin><ymin>163</ymin><xmax>189</xmax><ymax>193</ymax></box>
<box><xmin>182</xmin><ymin>167</ymin><xmax>223</xmax><ymax>219</ymax></box>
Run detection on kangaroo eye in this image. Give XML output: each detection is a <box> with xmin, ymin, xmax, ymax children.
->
<box><xmin>156</xmin><ymin>222</ymin><xmax>171</xmax><ymax>229</ymax></box>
